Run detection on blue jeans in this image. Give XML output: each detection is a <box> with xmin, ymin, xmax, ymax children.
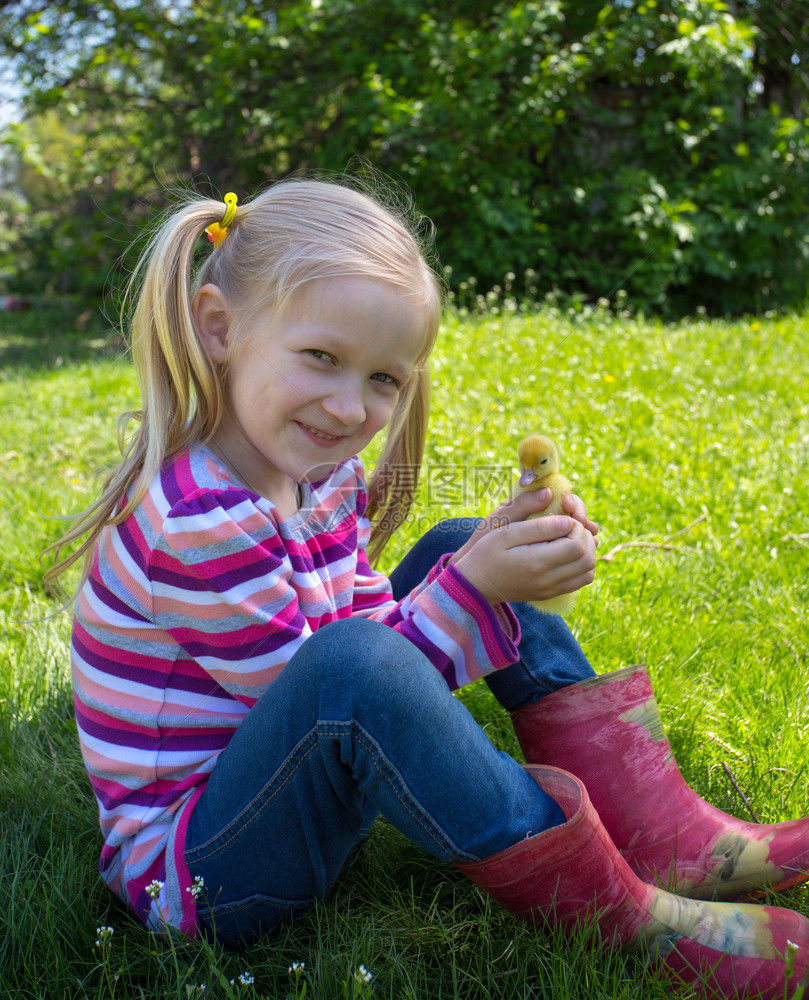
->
<box><xmin>389</xmin><ymin>520</ymin><xmax>595</xmax><ymax>710</ymax></box>
<box><xmin>184</xmin><ymin>520</ymin><xmax>595</xmax><ymax>947</ymax></box>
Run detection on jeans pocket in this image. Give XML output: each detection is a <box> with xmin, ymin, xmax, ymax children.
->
<box><xmin>196</xmin><ymin>890</ymin><xmax>316</xmax><ymax>949</ymax></box>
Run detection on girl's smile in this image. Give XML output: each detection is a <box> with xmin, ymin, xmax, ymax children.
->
<box><xmin>297</xmin><ymin>421</ymin><xmax>348</xmax><ymax>445</ymax></box>
<box><xmin>194</xmin><ymin>276</ymin><xmax>429</xmax><ymax>508</ymax></box>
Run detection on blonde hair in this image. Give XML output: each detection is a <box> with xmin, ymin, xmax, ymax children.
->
<box><xmin>45</xmin><ymin>177</ymin><xmax>443</xmax><ymax>595</ymax></box>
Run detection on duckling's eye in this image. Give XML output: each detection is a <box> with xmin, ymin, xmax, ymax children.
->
<box><xmin>539</xmin><ymin>457</ymin><xmax>548</xmax><ymax>465</ymax></box>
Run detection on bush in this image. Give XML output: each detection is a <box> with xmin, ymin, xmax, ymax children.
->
<box><xmin>2</xmin><ymin>0</ymin><xmax>808</xmax><ymax>314</ymax></box>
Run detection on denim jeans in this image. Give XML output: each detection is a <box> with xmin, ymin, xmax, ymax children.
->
<box><xmin>184</xmin><ymin>519</ymin><xmax>595</xmax><ymax>947</ymax></box>
<box><xmin>389</xmin><ymin>519</ymin><xmax>596</xmax><ymax>710</ymax></box>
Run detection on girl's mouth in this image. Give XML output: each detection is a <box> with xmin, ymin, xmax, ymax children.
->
<box><xmin>298</xmin><ymin>422</ymin><xmax>345</xmax><ymax>444</ymax></box>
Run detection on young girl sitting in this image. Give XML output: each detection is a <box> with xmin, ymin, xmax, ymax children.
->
<box><xmin>49</xmin><ymin>178</ymin><xmax>809</xmax><ymax>997</ymax></box>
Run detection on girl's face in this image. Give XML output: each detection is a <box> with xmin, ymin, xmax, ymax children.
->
<box><xmin>196</xmin><ymin>276</ymin><xmax>430</xmax><ymax>510</ymax></box>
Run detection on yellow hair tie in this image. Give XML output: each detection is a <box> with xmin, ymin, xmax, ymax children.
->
<box><xmin>206</xmin><ymin>192</ymin><xmax>238</xmax><ymax>247</ymax></box>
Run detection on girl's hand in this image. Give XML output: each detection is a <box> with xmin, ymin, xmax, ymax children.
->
<box><xmin>451</xmin><ymin>489</ymin><xmax>598</xmax><ymax>565</ymax></box>
<box><xmin>562</xmin><ymin>492</ymin><xmax>599</xmax><ymax>541</ymax></box>
<box><xmin>450</xmin><ymin>490</ymin><xmax>597</xmax><ymax>606</ymax></box>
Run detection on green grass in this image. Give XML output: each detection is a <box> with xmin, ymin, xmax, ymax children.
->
<box><xmin>1</xmin><ymin>301</ymin><xmax>808</xmax><ymax>999</ymax></box>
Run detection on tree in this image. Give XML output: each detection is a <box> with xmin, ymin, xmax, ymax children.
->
<box><xmin>2</xmin><ymin>0</ymin><xmax>808</xmax><ymax>313</ymax></box>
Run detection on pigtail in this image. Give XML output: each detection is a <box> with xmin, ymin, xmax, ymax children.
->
<box><xmin>366</xmin><ymin>362</ymin><xmax>433</xmax><ymax>568</ymax></box>
<box><xmin>128</xmin><ymin>201</ymin><xmax>227</xmax><ymax>469</ymax></box>
<box><xmin>43</xmin><ymin>199</ymin><xmax>228</xmax><ymax>598</ymax></box>
<box><xmin>363</xmin><ymin>210</ymin><xmax>443</xmax><ymax>567</ymax></box>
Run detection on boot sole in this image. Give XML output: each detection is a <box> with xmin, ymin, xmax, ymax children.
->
<box><xmin>678</xmin><ymin>868</ymin><xmax>809</xmax><ymax>902</ymax></box>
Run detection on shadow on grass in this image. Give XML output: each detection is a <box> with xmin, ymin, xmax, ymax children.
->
<box><xmin>0</xmin><ymin>680</ymin><xmax>114</xmax><ymax>995</ymax></box>
<box><xmin>0</xmin><ymin>304</ymin><xmax>126</xmax><ymax>371</ymax></box>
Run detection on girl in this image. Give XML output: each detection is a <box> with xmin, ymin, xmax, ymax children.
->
<box><xmin>50</xmin><ymin>178</ymin><xmax>809</xmax><ymax>997</ymax></box>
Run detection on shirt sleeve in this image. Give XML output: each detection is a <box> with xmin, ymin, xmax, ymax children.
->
<box><xmin>350</xmin><ymin>479</ymin><xmax>521</xmax><ymax>691</ymax></box>
<box><xmin>149</xmin><ymin>487</ymin><xmax>311</xmax><ymax>706</ymax></box>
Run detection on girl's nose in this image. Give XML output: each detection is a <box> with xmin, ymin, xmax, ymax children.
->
<box><xmin>321</xmin><ymin>384</ymin><xmax>367</xmax><ymax>427</ymax></box>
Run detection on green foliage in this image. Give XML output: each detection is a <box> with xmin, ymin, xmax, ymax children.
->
<box><xmin>1</xmin><ymin>0</ymin><xmax>808</xmax><ymax>313</ymax></box>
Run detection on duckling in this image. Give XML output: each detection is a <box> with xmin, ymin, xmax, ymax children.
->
<box><xmin>516</xmin><ymin>434</ymin><xmax>578</xmax><ymax>616</ymax></box>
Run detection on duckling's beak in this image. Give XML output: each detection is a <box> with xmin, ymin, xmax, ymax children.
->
<box><xmin>519</xmin><ymin>467</ymin><xmax>537</xmax><ymax>487</ymax></box>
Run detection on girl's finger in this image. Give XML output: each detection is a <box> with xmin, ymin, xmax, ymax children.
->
<box><xmin>562</xmin><ymin>492</ymin><xmax>599</xmax><ymax>536</ymax></box>
<box><xmin>486</xmin><ymin>488</ymin><xmax>553</xmax><ymax>527</ymax></box>
<box><xmin>500</xmin><ymin>514</ymin><xmax>575</xmax><ymax>546</ymax></box>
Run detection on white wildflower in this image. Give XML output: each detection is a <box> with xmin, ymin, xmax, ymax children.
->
<box><xmin>289</xmin><ymin>962</ymin><xmax>305</xmax><ymax>974</ymax></box>
<box><xmin>186</xmin><ymin>875</ymin><xmax>205</xmax><ymax>898</ymax></box>
<box><xmin>146</xmin><ymin>879</ymin><xmax>164</xmax><ymax>899</ymax></box>
<box><xmin>94</xmin><ymin>925</ymin><xmax>114</xmax><ymax>948</ymax></box>
<box><xmin>785</xmin><ymin>939</ymin><xmax>800</xmax><ymax>978</ymax></box>
<box><xmin>355</xmin><ymin>964</ymin><xmax>373</xmax><ymax>984</ymax></box>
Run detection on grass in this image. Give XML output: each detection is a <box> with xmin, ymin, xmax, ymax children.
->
<box><xmin>1</xmin><ymin>299</ymin><xmax>808</xmax><ymax>999</ymax></box>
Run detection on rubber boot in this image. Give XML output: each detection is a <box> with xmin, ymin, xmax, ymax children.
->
<box><xmin>511</xmin><ymin>664</ymin><xmax>809</xmax><ymax>901</ymax></box>
<box><xmin>455</xmin><ymin>766</ymin><xmax>809</xmax><ymax>1000</ymax></box>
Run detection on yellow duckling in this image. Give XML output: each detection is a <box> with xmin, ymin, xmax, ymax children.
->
<box><xmin>516</xmin><ymin>434</ymin><xmax>578</xmax><ymax>616</ymax></box>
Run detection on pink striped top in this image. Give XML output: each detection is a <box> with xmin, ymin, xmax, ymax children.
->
<box><xmin>71</xmin><ymin>444</ymin><xmax>520</xmax><ymax>935</ymax></box>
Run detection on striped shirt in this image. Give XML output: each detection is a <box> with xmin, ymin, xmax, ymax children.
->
<box><xmin>71</xmin><ymin>444</ymin><xmax>520</xmax><ymax>935</ymax></box>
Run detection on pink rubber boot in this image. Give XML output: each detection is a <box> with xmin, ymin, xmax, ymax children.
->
<box><xmin>455</xmin><ymin>766</ymin><xmax>809</xmax><ymax>999</ymax></box>
<box><xmin>511</xmin><ymin>664</ymin><xmax>809</xmax><ymax>901</ymax></box>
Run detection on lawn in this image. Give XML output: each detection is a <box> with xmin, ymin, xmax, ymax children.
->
<box><xmin>1</xmin><ymin>300</ymin><xmax>808</xmax><ymax>999</ymax></box>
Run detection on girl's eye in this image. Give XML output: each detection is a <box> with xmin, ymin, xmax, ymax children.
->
<box><xmin>307</xmin><ymin>349</ymin><xmax>334</xmax><ymax>362</ymax></box>
<box><xmin>371</xmin><ymin>372</ymin><xmax>399</xmax><ymax>387</ymax></box>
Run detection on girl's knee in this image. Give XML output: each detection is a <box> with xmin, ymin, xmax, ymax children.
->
<box><xmin>423</xmin><ymin>517</ymin><xmax>482</xmax><ymax>551</ymax></box>
<box><xmin>302</xmin><ymin>617</ymin><xmax>446</xmax><ymax>702</ymax></box>
<box><xmin>302</xmin><ymin>617</ymin><xmax>421</xmax><ymax>676</ymax></box>
<box><xmin>389</xmin><ymin>518</ymin><xmax>484</xmax><ymax>599</ymax></box>
<box><xmin>306</xmin><ymin>616</ymin><xmax>398</xmax><ymax>656</ymax></box>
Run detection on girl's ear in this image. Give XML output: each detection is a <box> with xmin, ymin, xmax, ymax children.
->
<box><xmin>193</xmin><ymin>284</ymin><xmax>232</xmax><ymax>363</ymax></box>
